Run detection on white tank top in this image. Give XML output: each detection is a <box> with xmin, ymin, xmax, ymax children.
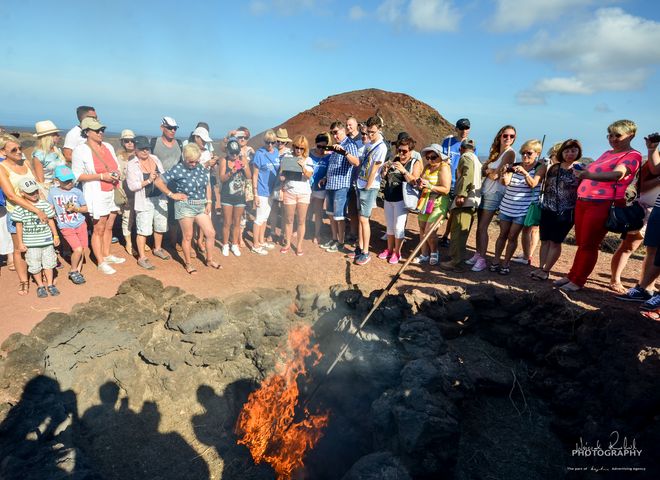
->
<box><xmin>482</xmin><ymin>147</ymin><xmax>514</xmax><ymax>196</ymax></box>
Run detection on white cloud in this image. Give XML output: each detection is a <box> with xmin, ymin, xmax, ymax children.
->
<box><xmin>349</xmin><ymin>6</ymin><xmax>366</xmax><ymax>21</ymax></box>
<box><xmin>516</xmin><ymin>8</ymin><xmax>660</xmax><ymax>101</ymax></box>
<box><xmin>408</xmin><ymin>0</ymin><xmax>460</xmax><ymax>32</ymax></box>
<box><xmin>490</xmin><ymin>0</ymin><xmax>594</xmax><ymax>32</ymax></box>
<box><xmin>377</xmin><ymin>0</ymin><xmax>459</xmax><ymax>32</ymax></box>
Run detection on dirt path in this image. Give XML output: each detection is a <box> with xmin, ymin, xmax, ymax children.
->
<box><xmin>0</xmin><ymin>209</ymin><xmax>644</xmax><ymax>346</ymax></box>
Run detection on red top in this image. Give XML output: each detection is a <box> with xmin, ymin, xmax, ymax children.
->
<box><xmin>90</xmin><ymin>144</ymin><xmax>119</xmax><ymax>192</ymax></box>
<box><xmin>578</xmin><ymin>149</ymin><xmax>641</xmax><ymax>200</ymax></box>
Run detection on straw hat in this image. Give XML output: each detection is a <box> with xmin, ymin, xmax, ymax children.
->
<box><xmin>120</xmin><ymin>129</ymin><xmax>135</xmax><ymax>140</ymax></box>
<box><xmin>33</xmin><ymin>120</ymin><xmax>61</xmax><ymax>137</ymax></box>
<box><xmin>275</xmin><ymin>128</ymin><xmax>292</xmax><ymax>143</ymax></box>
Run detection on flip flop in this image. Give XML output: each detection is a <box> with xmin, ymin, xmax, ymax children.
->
<box><xmin>207</xmin><ymin>261</ymin><xmax>222</xmax><ymax>270</ymax></box>
<box><xmin>640</xmin><ymin>309</ymin><xmax>660</xmax><ymax>321</ymax></box>
<box><xmin>185</xmin><ymin>263</ymin><xmax>198</xmax><ymax>275</ymax></box>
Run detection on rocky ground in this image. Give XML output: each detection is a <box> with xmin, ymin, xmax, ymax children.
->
<box><xmin>0</xmin><ymin>276</ymin><xmax>658</xmax><ymax>479</ymax></box>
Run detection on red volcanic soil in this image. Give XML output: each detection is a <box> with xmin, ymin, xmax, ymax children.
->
<box><xmin>251</xmin><ymin>88</ymin><xmax>454</xmax><ymax>148</ymax></box>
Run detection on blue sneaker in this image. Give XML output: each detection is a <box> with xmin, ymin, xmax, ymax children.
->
<box><xmin>355</xmin><ymin>253</ymin><xmax>371</xmax><ymax>266</ymax></box>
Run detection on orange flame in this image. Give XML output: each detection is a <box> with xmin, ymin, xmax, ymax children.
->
<box><xmin>235</xmin><ymin>324</ymin><xmax>330</xmax><ymax>479</ymax></box>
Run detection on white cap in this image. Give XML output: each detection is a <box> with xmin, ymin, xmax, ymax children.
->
<box><xmin>161</xmin><ymin>116</ymin><xmax>178</xmax><ymax>128</ymax></box>
<box><xmin>192</xmin><ymin>126</ymin><xmax>212</xmax><ymax>143</ymax></box>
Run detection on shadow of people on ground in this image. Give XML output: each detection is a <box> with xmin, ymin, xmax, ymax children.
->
<box><xmin>0</xmin><ymin>375</ymin><xmax>92</xmax><ymax>479</ymax></box>
<box><xmin>79</xmin><ymin>381</ymin><xmax>209</xmax><ymax>480</ymax></box>
<box><xmin>193</xmin><ymin>380</ymin><xmax>274</xmax><ymax>480</ymax></box>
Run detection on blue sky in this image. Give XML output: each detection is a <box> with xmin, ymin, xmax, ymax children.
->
<box><xmin>1</xmin><ymin>0</ymin><xmax>659</xmax><ymax>157</ymax></box>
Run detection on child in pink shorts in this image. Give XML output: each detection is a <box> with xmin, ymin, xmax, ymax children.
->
<box><xmin>47</xmin><ymin>166</ymin><xmax>89</xmax><ymax>285</ymax></box>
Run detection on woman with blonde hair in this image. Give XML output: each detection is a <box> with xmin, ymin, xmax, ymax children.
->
<box><xmin>32</xmin><ymin>121</ymin><xmax>65</xmax><ymax>191</ymax></box>
<box><xmin>116</xmin><ymin>129</ymin><xmax>137</xmax><ymax>255</ymax></box>
<box><xmin>251</xmin><ymin>130</ymin><xmax>280</xmax><ymax>255</ymax></box>
<box><xmin>490</xmin><ymin>139</ymin><xmax>546</xmax><ymax>275</ymax></box>
<box><xmin>279</xmin><ymin>135</ymin><xmax>314</xmax><ymax>255</ymax></box>
<box><xmin>469</xmin><ymin>125</ymin><xmax>517</xmax><ymax>272</ymax></box>
<box><xmin>412</xmin><ymin>144</ymin><xmax>451</xmax><ymax>266</ymax></box>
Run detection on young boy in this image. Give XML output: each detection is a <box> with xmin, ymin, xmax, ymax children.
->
<box><xmin>11</xmin><ymin>179</ymin><xmax>60</xmax><ymax>297</ymax></box>
<box><xmin>47</xmin><ymin>165</ymin><xmax>88</xmax><ymax>284</ymax></box>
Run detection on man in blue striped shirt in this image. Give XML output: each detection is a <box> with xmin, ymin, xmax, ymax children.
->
<box><xmin>320</xmin><ymin>121</ymin><xmax>359</xmax><ymax>253</ymax></box>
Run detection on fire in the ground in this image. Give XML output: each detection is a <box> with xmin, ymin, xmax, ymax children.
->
<box><xmin>235</xmin><ymin>324</ymin><xmax>330</xmax><ymax>479</ymax></box>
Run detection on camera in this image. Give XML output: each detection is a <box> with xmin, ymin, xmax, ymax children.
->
<box><xmin>110</xmin><ymin>171</ymin><xmax>120</xmax><ymax>180</ymax></box>
<box><xmin>647</xmin><ymin>132</ymin><xmax>660</xmax><ymax>143</ymax></box>
<box><xmin>572</xmin><ymin>163</ymin><xmax>585</xmax><ymax>171</ymax></box>
<box><xmin>506</xmin><ymin>165</ymin><xmax>517</xmax><ymax>173</ymax></box>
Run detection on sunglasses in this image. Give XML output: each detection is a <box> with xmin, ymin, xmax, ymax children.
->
<box><xmin>521</xmin><ymin>151</ymin><xmax>536</xmax><ymax>156</ymax></box>
<box><xmin>501</xmin><ymin>134</ymin><xmax>515</xmax><ymax>139</ymax></box>
<box><xmin>9</xmin><ymin>146</ymin><xmax>22</xmax><ymax>153</ymax></box>
<box><xmin>426</xmin><ymin>154</ymin><xmax>440</xmax><ymax>161</ymax></box>
<box><xmin>397</xmin><ymin>148</ymin><xmax>410</xmax><ymax>154</ymax></box>
<box><xmin>360</xmin><ymin>132</ymin><xmax>368</xmax><ymax>136</ymax></box>
<box><xmin>293</xmin><ymin>146</ymin><xmax>304</xmax><ymax>150</ymax></box>
<box><xmin>122</xmin><ymin>139</ymin><xmax>135</xmax><ymax>143</ymax></box>
<box><xmin>90</xmin><ymin>128</ymin><xmax>106</xmax><ymax>134</ymax></box>
<box><xmin>164</xmin><ymin>125</ymin><xmax>178</xmax><ymax>131</ymax></box>
<box><xmin>607</xmin><ymin>133</ymin><xmax>623</xmax><ymax>138</ymax></box>
<box><xmin>138</xmin><ymin>147</ymin><xmax>150</xmax><ymax>151</ymax></box>
<box><xmin>276</xmin><ymin>140</ymin><xmax>287</xmax><ymax>144</ymax></box>
<box><xmin>265</xmin><ymin>141</ymin><xmax>276</xmax><ymax>145</ymax></box>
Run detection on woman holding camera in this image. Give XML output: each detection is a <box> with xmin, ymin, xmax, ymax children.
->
<box><xmin>72</xmin><ymin>117</ymin><xmax>125</xmax><ymax>275</ymax></box>
<box><xmin>530</xmin><ymin>139</ymin><xmax>581</xmax><ymax>281</ymax></box>
<box><xmin>380</xmin><ymin>136</ymin><xmax>422</xmax><ymax>264</ymax></box>
<box><xmin>412</xmin><ymin>144</ymin><xmax>451</xmax><ymax>266</ymax></box>
<box><xmin>218</xmin><ymin>138</ymin><xmax>251</xmax><ymax>257</ymax></box>
<box><xmin>490</xmin><ymin>139</ymin><xmax>546</xmax><ymax>275</ymax></box>
<box><xmin>470</xmin><ymin>125</ymin><xmax>517</xmax><ymax>272</ymax></box>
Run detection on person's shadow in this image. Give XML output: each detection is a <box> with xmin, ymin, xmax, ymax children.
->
<box><xmin>0</xmin><ymin>375</ymin><xmax>83</xmax><ymax>479</ymax></box>
<box><xmin>79</xmin><ymin>381</ymin><xmax>210</xmax><ymax>479</ymax></box>
<box><xmin>193</xmin><ymin>380</ymin><xmax>274</xmax><ymax>480</ymax></box>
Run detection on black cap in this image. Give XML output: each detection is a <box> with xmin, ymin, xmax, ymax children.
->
<box><xmin>134</xmin><ymin>136</ymin><xmax>150</xmax><ymax>150</ymax></box>
<box><xmin>456</xmin><ymin>118</ymin><xmax>470</xmax><ymax>130</ymax></box>
<box><xmin>395</xmin><ymin>132</ymin><xmax>410</xmax><ymax>144</ymax></box>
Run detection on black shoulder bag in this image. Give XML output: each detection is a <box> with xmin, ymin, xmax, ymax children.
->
<box><xmin>605</xmin><ymin>152</ymin><xmax>644</xmax><ymax>234</ymax></box>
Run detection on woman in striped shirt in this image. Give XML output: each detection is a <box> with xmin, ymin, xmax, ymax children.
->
<box><xmin>490</xmin><ymin>139</ymin><xmax>546</xmax><ymax>275</ymax></box>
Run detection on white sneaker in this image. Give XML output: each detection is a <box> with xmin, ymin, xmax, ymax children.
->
<box><xmin>98</xmin><ymin>262</ymin><xmax>116</xmax><ymax>275</ymax></box>
<box><xmin>231</xmin><ymin>244</ymin><xmax>241</xmax><ymax>257</ymax></box>
<box><xmin>251</xmin><ymin>246</ymin><xmax>268</xmax><ymax>255</ymax></box>
<box><xmin>512</xmin><ymin>253</ymin><xmax>530</xmax><ymax>265</ymax></box>
<box><xmin>104</xmin><ymin>255</ymin><xmax>126</xmax><ymax>264</ymax></box>
<box><xmin>262</xmin><ymin>242</ymin><xmax>276</xmax><ymax>250</ymax></box>
<box><xmin>222</xmin><ymin>244</ymin><xmax>230</xmax><ymax>256</ymax></box>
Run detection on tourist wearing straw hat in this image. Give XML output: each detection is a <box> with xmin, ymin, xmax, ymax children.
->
<box><xmin>117</xmin><ymin>129</ymin><xmax>137</xmax><ymax>255</ymax></box>
<box><xmin>32</xmin><ymin>120</ymin><xmax>66</xmax><ymax>192</ymax></box>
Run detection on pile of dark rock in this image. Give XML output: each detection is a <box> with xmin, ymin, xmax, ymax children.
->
<box><xmin>0</xmin><ymin>276</ymin><xmax>658</xmax><ymax>479</ymax></box>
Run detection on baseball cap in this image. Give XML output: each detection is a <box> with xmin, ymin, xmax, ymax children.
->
<box><xmin>161</xmin><ymin>116</ymin><xmax>178</xmax><ymax>128</ymax></box>
<box><xmin>134</xmin><ymin>136</ymin><xmax>150</xmax><ymax>150</ymax></box>
<box><xmin>395</xmin><ymin>132</ymin><xmax>411</xmax><ymax>144</ymax></box>
<box><xmin>192</xmin><ymin>126</ymin><xmax>213</xmax><ymax>143</ymax></box>
<box><xmin>54</xmin><ymin>165</ymin><xmax>75</xmax><ymax>182</ymax></box>
<box><xmin>460</xmin><ymin>138</ymin><xmax>476</xmax><ymax>149</ymax></box>
<box><xmin>456</xmin><ymin>118</ymin><xmax>471</xmax><ymax>130</ymax></box>
<box><xmin>20</xmin><ymin>179</ymin><xmax>39</xmax><ymax>194</ymax></box>
<box><xmin>80</xmin><ymin>117</ymin><xmax>105</xmax><ymax>131</ymax></box>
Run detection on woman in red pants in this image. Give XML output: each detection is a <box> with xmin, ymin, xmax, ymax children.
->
<box><xmin>555</xmin><ymin>120</ymin><xmax>642</xmax><ymax>292</ymax></box>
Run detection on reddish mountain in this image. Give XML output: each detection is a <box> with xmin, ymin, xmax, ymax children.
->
<box><xmin>252</xmin><ymin>88</ymin><xmax>454</xmax><ymax>148</ymax></box>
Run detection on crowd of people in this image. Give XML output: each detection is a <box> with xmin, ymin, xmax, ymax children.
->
<box><xmin>0</xmin><ymin>108</ymin><xmax>658</xmax><ymax>320</ymax></box>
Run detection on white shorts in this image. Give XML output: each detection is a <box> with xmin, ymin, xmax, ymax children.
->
<box><xmin>254</xmin><ymin>195</ymin><xmax>273</xmax><ymax>226</ymax></box>
<box><xmin>0</xmin><ymin>207</ymin><xmax>13</xmax><ymax>255</ymax></box>
<box><xmin>136</xmin><ymin>197</ymin><xmax>169</xmax><ymax>236</ymax></box>
<box><xmin>90</xmin><ymin>190</ymin><xmax>119</xmax><ymax>220</ymax></box>
<box><xmin>26</xmin><ymin>244</ymin><xmax>57</xmax><ymax>274</ymax></box>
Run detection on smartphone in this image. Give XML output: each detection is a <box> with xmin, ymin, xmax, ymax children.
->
<box><xmin>573</xmin><ymin>163</ymin><xmax>585</xmax><ymax>171</ymax></box>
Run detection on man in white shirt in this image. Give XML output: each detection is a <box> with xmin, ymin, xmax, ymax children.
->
<box><xmin>62</xmin><ymin>106</ymin><xmax>97</xmax><ymax>163</ymax></box>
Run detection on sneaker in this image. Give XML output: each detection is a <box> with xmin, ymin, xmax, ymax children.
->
<box><xmin>465</xmin><ymin>253</ymin><xmax>481</xmax><ymax>266</ymax></box>
<box><xmin>429</xmin><ymin>252</ymin><xmax>440</xmax><ymax>265</ymax></box>
<box><xmin>98</xmin><ymin>262</ymin><xmax>116</xmax><ymax>275</ymax></box>
<box><xmin>439</xmin><ymin>237</ymin><xmax>450</xmax><ymax>248</ymax></box>
<box><xmin>471</xmin><ymin>257</ymin><xmax>487</xmax><ymax>272</ymax></box>
<box><xmin>231</xmin><ymin>244</ymin><xmax>241</xmax><ymax>257</ymax></box>
<box><xmin>326</xmin><ymin>241</ymin><xmax>339</xmax><ymax>253</ymax></box>
<box><xmin>47</xmin><ymin>285</ymin><xmax>60</xmax><ymax>296</ymax></box>
<box><xmin>262</xmin><ymin>242</ymin><xmax>276</xmax><ymax>250</ymax></box>
<box><xmin>512</xmin><ymin>253</ymin><xmax>531</xmax><ymax>265</ymax></box>
<box><xmin>222</xmin><ymin>244</ymin><xmax>230</xmax><ymax>256</ymax></box>
<box><xmin>151</xmin><ymin>249</ymin><xmax>171</xmax><ymax>260</ymax></box>
<box><xmin>104</xmin><ymin>255</ymin><xmax>126</xmax><ymax>264</ymax></box>
<box><xmin>251</xmin><ymin>246</ymin><xmax>268</xmax><ymax>255</ymax></box>
<box><xmin>320</xmin><ymin>239</ymin><xmax>336</xmax><ymax>250</ymax></box>
<box><xmin>355</xmin><ymin>253</ymin><xmax>371</xmax><ymax>265</ymax></box>
<box><xmin>412</xmin><ymin>255</ymin><xmax>430</xmax><ymax>264</ymax></box>
<box><xmin>641</xmin><ymin>294</ymin><xmax>660</xmax><ymax>311</ymax></box>
<box><xmin>616</xmin><ymin>286</ymin><xmax>653</xmax><ymax>302</ymax></box>
<box><xmin>347</xmin><ymin>247</ymin><xmax>361</xmax><ymax>259</ymax></box>
<box><xmin>68</xmin><ymin>271</ymin><xmax>86</xmax><ymax>285</ymax></box>
<box><xmin>137</xmin><ymin>257</ymin><xmax>155</xmax><ymax>270</ymax></box>
<box><xmin>388</xmin><ymin>252</ymin><xmax>400</xmax><ymax>264</ymax></box>
<box><xmin>489</xmin><ymin>263</ymin><xmax>501</xmax><ymax>273</ymax></box>
<box><xmin>378</xmin><ymin>249</ymin><xmax>391</xmax><ymax>260</ymax></box>
<box><xmin>37</xmin><ymin>286</ymin><xmax>48</xmax><ymax>298</ymax></box>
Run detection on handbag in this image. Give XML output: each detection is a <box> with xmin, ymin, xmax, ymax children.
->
<box><xmin>605</xmin><ymin>154</ymin><xmax>644</xmax><ymax>234</ymax></box>
<box><xmin>524</xmin><ymin>202</ymin><xmax>542</xmax><ymax>227</ymax></box>
<box><xmin>402</xmin><ymin>158</ymin><xmax>421</xmax><ymax>212</ymax></box>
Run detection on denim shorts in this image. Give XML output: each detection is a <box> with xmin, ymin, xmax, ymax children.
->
<box><xmin>499</xmin><ymin>212</ymin><xmax>526</xmax><ymax>225</ymax></box>
<box><xmin>174</xmin><ymin>200</ymin><xmax>206</xmax><ymax>220</ymax></box>
<box><xmin>6</xmin><ymin>212</ymin><xmax>16</xmax><ymax>234</ymax></box>
<box><xmin>358</xmin><ymin>188</ymin><xmax>379</xmax><ymax>218</ymax></box>
<box><xmin>480</xmin><ymin>190</ymin><xmax>504</xmax><ymax>212</ymax></box>
<box><xmin>644</xmin><ymin>207</ymin><xmax>659</xmax><ymax>248</ymax></box>
<box><xmin>325</xmin><ymin>187</ymin><xmax>350</xmax><ymax>220</ymax></box>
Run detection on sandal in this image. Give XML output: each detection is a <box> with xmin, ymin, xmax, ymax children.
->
<box><xmin>185</xmin><ymin>263</ymin><xmax>197</xmax><ymax>275</ymax></box>
<box><xmin>18</xmin><ymin>281</ymin><xmax>29</xmax><ymax>296</ymax></box>
<box><xmin>152</xmin><ymin>249</ymin><xmax>171</xmax><ymax>260</ymax></box>
<box><xmin>499</xmin><ymin>266</ymin><xmax>511</xmax><ymax>275</ymax></box>
<box><xmin>68</xmin><ymin>271</ymin><xmax>86</xmax><ymax>285</ymax></box>
<box><xmin>489</xmin><ymin>263</ymin><xmax>501</xmax><ymax>273</ymax></box>
<box><xmin>280</xmin><ymin>246</ymin><xmax>290</xmax><ymax>254</ymax></box>
<box><xmin>207</xmin><ymin>261</ymin><xmax>222</xmax><ymax>270</ymax></box>
<box><xmin>47</xmin><ymin>285</ymin><xmax>60</xmax><ymax>296</ymax></box>
<box><xmin>36</xmin><ymin>286</ymin><xmax>48</xmax><ymax>298</ymax></box>
<box><xmin>640</xmin><ymin>309</ymin><xmax>660</xmax><ymax>321</ymax></box>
